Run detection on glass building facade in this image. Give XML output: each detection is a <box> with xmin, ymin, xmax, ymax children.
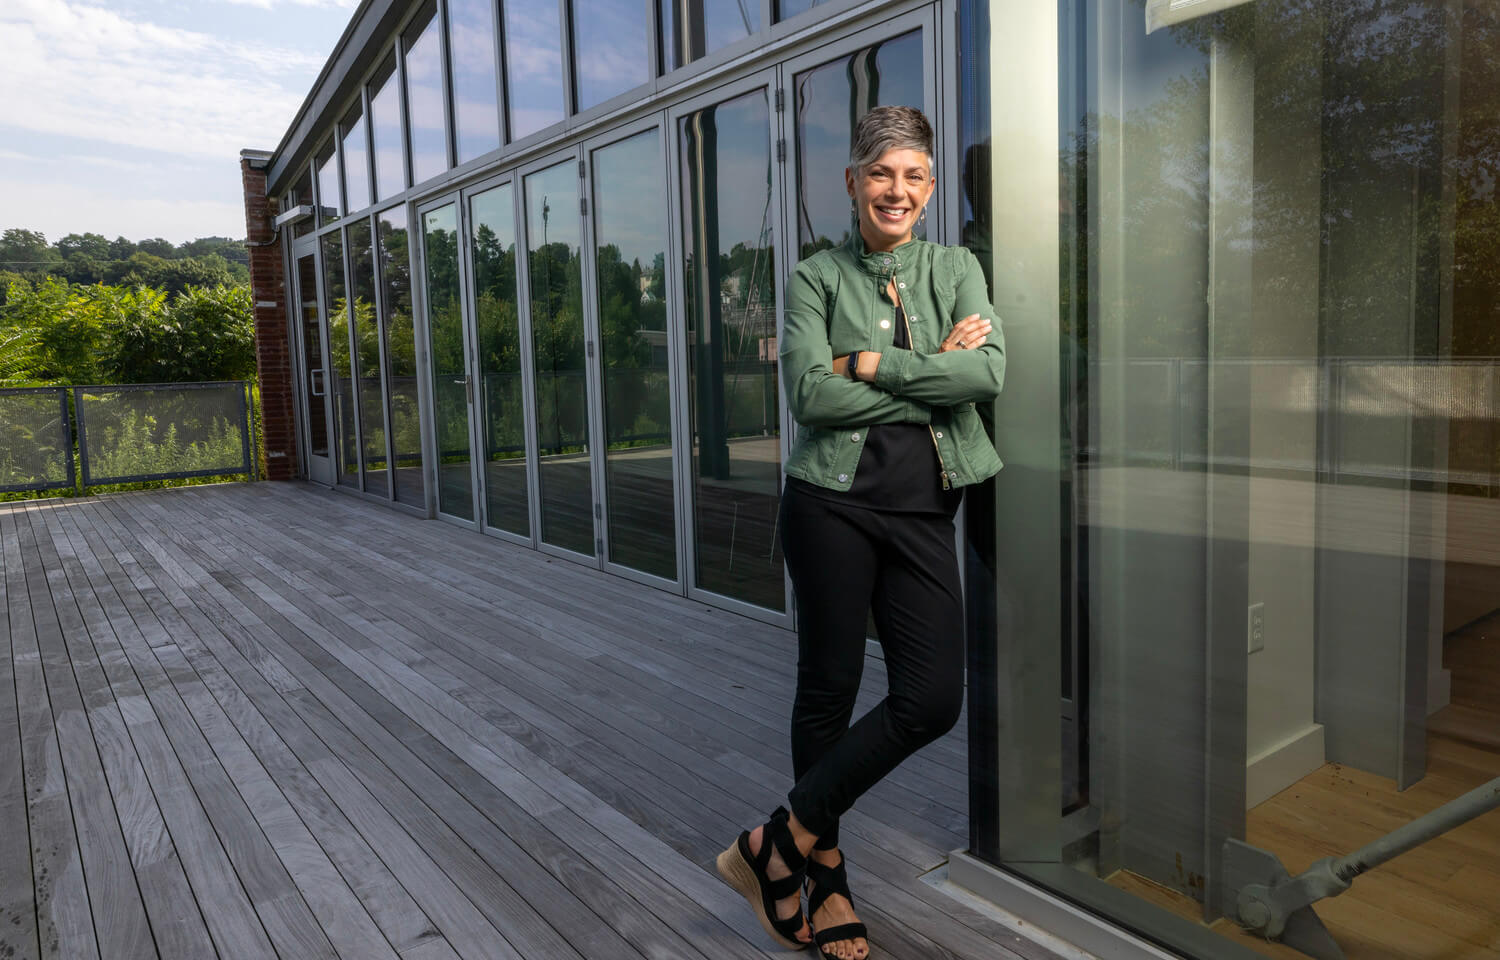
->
<box><xmin>263</xmin><ymin>1</ymin><xmax>1499</xmax><ymax>956</ymax></box>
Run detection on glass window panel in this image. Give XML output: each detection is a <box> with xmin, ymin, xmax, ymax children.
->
<box><xmin>321</xmin><ymin>231</ymin><xmax>358</xmax><ymax>486</ymax></box>
<box><xmin>341</xmin><ymin>106</ymin><xmax>370</xmax><ymax>214</ymax></box>
<box><xmin>405</xmin><ymin>6</ymin><xmax>450</xmax><ymax>185</ymax></box>
<box><xmin>525</xmin><ymin>160</ymin><xmax>592</xmax><ymax>555</ymax></box>
<box><xmin>347</xmin><ymin>219</ymin><xmax>387</xmax><ymax>496</ymax></box>
<box><xmin>316</xmin><ymin>143</ymin><xmax>341</xmax><ymax>223</ymax></box>
<box><xmin>794</xmin><ymin>30</ymin><xmax>925</xmax><ymax>259</ymax></box>
<box><xmin>296</xmin><ymin>254</ymin><xmax>329</xmax><ymax>457</ymax></box>
<box><xmin>469</xmin><ymin>184</ymin><xmax>530</xmax><ymax>537</ymax></box>
<box><xmin>679</xmin><ymin>89</ymin><xmax>782</xmax><ymax>611</ymax></box>
<box><xmin>504</xmin><ymin>0</ymin><xmax>565</xmax><ymax>139</ymax></box>
<box><xmin>593</xmin><ymin>130</ymin><xmax>675</xmax><ymax>580</ymax></box>
<box><xmin>369</xmin><ymin>55</ymin><xmax>405</xmax><ymax>201</ymax></box>
<box><xmin>573</xmin><ymin>0</ymin><xmax>649</xmax><ymax>110</ymax></box>
<box><xmin>378</xmin><ymin>208</ymin><xmax>425</xmax><ymax>504</ymax></box>
<box><xmin>422</xmin><ymin>204</ymin><xmax>473</xmax><ymax>520</ymax></box>
<box><xmin>291</xmin><ymin>167</ymin><xmax>315</xmax><ymax>238</ymax></box>
<box><xmin>447</xmin><ymin>0</ymin><xmax>501</xmax><ymax>162</ymax></box>
<box><xmin>969</xmin><ymin>3</ymin><xmax>1500</xmax><ymax>957</ymax></box>
<box><xmin>776</xmin><ymin>0</ymin><xmax>824</xmax><ymax>21</ymax></box>
<box><xmin>660</xmin><ymin>0</ymin><xmax>759</xmax><ymax>70</ymax></box>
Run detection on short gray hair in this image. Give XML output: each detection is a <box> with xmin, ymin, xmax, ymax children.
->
<box><xmin>849</xmin><ymin>106</ymin><xmax>935</xmax><ymax>173</ymax></box>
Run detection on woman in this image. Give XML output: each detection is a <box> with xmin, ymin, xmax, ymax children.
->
<box><xmin>716</xmin><ymin>106</ymin><xmax>1005</xmax><ymax>959</ymax></box>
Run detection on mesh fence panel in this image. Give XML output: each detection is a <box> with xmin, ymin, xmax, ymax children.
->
<box><xmin>0</xmin><ymin>388</ymin><xmax>73</xmax><ymax>492</ymax></box>
<box><xmin>76</xmin><ymin>382</ymin><xmax>251</xmax><ymax>485</ymax></box>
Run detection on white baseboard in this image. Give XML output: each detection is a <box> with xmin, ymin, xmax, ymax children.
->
<box><xmin>1246</xmin><ymin>723</ymin><xmax>1325</xmax><ymax>809</ymax></box>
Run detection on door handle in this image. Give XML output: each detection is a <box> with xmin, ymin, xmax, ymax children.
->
<box><xmin>310</xmin><ymin>368</ymin><xmax>325</xmax><ymax>397</ymax></box>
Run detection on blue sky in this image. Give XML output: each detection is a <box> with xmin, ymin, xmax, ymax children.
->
<box><xmin>1</xmin><ymin>0</ymin><xmax>356</xmax><ymax>245</ymax></box>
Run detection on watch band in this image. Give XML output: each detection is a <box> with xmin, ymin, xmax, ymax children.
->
<box><xmin>847</xmin><ymin>350</ymin><xmax>861</xmax><ymax>380</ymax></box>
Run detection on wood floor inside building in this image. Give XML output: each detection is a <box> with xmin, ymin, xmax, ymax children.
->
<box><xmin>1111</xmin><ymin>606</ymin><xmax>1500</xmax><ymax>960</ymax></box>
<box><xmin>0</xmin><ymin>483</ymin><xmax>1064</xmax><ymax>960</ymax></box>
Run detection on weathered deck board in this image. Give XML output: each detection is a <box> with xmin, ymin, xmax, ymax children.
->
<box><xmin>0</xmin><ymin>483</ymin><xmax>1068</xmax><ymax>960</ymax></box>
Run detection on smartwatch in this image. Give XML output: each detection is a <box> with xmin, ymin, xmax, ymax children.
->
<box><xmin>846</xmin><ymin>350</ymin><xmax>861</xmax><ymax>380</ymax></box>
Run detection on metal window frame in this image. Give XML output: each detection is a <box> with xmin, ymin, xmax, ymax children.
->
<box><xmin>0</xmin><ymin>387</ymin><xmax>76</xmax><ymax>493</ymax></box>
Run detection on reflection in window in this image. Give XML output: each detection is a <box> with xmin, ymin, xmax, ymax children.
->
<box><xmin>661</xmin><ymin>0</ymin><xmax>759</xmax><ymax>71</ymax></box>
<box><xmin>525</xmin><ymin>161</ymin><xmax>592</xmax><ymax>555</ymax></box>
<box><xmin>296</xmin><ymin>254</ymin><xmax>328</xmax><ymax>456</ymax></box>
<box><xmin>504</xmin><ymin>0</ymin><xmax>564</xmax><ymax>139</ymax></box>
<box><xmin>447</xmin><ymin>0</ymin><xmax>501</xmax><ymax>162</ymax></box>
<box><xmin>321</xmin><ymin>231</ymin><xmax>358</xmax><ymax>486</ymax></box>
<box><xmin>405</xmin><ymin>5</ymin><xmax>449</xmax><ymax>185</ymax></box>
<box><xmin>316</xmin><ymin>143</ymin><xmax>341</xmax><ymax>224</ymax></box>
<box><xmin>593</xmin><ymin>130</ymin><xmax>675</xmax><ymax>580</ymax></box>
<box><xmin>377</xmin><ymin>208</ymin><xmax>424</xmax><ymax>504</ymax></box>
<box><xmin>291</xmin><ymin>167</ymin><xmax>315</xmax><ymax>238</ymax></box>
<box><xmin>469</xmin><ymin>184</ymin><xmax>530</xmax><ymax>537</ymax></box>
<box><xmin>346</xmin><ymin>219</ymin><xmax>387</xmax><ymax>496</ymax></box>
<box><xmin>680</xmin><ymin>89</ymin><xmax>782</xmax><ymax>611</ymax></box>
<box><xmin>573</xmin><ymin>0</ymin><xmax>648</xmax><ymax>110</ymax></box>
<box><xmin>776</xmin><ymin>0</ymin><xmax>828</xmax><ymax>20</ymax></box>
<box><xmin>422</xmin><ymin>205</ymin><xmax>473</xmax><ymax>520</ymax></box>
<box><xmin>369</xmin><ymin>55</ymin><xmax>405</xmax><ymax>201</ymax></box>
<box><xmin>795</xmin><ymin>30</ymin><xmax>924</xmax><ymax>258</ymax></box>
<box><xmin>341</xmin><ymin>105</ymin><xmax>370</xmax><ymax>214</ymax></box>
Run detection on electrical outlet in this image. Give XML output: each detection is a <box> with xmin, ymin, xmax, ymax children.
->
<box><xmin>1248</xmin><ymin>602</ymin><xmax>1266</xmax><ymax>654</ymax></box>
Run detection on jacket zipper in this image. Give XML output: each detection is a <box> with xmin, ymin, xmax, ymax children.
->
<box><xmin>894</xmin><ymin>276</ymin><xmax>951</xmax><ymax>490</ymax></box>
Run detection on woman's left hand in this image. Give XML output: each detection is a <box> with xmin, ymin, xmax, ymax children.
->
<box><xmin>940</xmin><ymin>314</ymin><xmax>993</xmax><ymax>353</ymax></box>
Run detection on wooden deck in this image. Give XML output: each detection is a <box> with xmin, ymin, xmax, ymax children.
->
<box><xmin>0</xmin><ymin>482</ymin><xmax>1062</xmax><ymax>960</ymax></box>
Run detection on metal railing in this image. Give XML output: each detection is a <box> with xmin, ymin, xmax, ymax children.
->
<box><xmin>0</xmin><ymin>381</ymin><xmax>256</xmax><ymax>495</ymax></box>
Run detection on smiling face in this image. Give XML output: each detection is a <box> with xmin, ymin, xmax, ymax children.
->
<box><xmin>846</xmin><ymin>146</ymin><xmax>936</xmax><ymax>252</ymax></box>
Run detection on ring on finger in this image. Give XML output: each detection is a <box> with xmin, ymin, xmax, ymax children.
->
<box><xmin>956</xmin><ymin>339</ymin><xmax>966</xmax><ymax>348</ymax></box>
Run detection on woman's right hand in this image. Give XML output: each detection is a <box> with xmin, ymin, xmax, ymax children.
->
<box><xmin>940</xmin><ymin>314</ymin><xmax>993</xmax><ymax>352</ymax></box>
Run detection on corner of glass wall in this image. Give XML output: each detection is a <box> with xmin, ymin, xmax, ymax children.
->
<box><xmin>315</xmin><ymin>140</ymin><xmax>342</xmax><ymax>226</ymax></box>
<box><xmin>404</xmin><ymin>1</ymin><xmax>452</xmax><ymax>187</ymax></box>
<box><xmin>962</xmin><ymin>2</ymin><xmax>1500</xmax><ymax>959</ymax></box>
<box><xmin>369</xmin><ymin>52</ymin><xmax>407</xmax><ymax>203</ymax></box>
<box><xmin>290</xmin><ymin>166</ymin><xmax>315</xmax><ymax>239</ymax></box>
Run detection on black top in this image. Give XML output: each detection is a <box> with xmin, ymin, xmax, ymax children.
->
<box><xmin>788</xmin><ymin>297</ymin><xmax>960</xmax><ymax>516</ymax></box>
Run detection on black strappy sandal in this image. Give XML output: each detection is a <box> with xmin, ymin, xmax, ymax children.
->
<box><xmin>805</xmin><ymin>856</ymin><xmax>868</xmax><ymax>957</ymax></box>
<box><xmin>716</xmin><ymin>806</ymin><xmax>810</xmax><ymax>950</ymax></box>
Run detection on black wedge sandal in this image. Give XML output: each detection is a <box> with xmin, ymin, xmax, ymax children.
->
<box><xmin>716</xmin><ymin>806</ymin><xmax>810</xmax><ymax>950</ymax></box>
<box><xmin>805</xmin><ymin>856</ymin><xmax>868</xmax><ymax>957</ymax></box>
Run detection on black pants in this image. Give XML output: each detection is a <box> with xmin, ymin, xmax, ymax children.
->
<box><xmin>780</xmin><ymin>482</ymin><xmax>965</xmax><ymax>849</ymax></box>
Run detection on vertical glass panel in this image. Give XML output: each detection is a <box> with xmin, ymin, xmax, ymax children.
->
<box><xmin>291</xmin><ymin>167</ymin><xmax>315</xmax><ymax>238</ymax></box>
<box><xmin>447</xmin><ymin>0</ymin><xmax>501</xmax><ymax>162</ymax></box>
<box><xmin>593</xmin><ymin>130</ymin><xmax>675</xmax><ymax>580</ymax></box>
<box><xmin>369</xmin><ymin>55</ymin><xmax>405</xmax><ymax>202</ymax></box>
<box><xmin>794</xmin><ymin>30</ymin><xmax>925</xmax><ymax>258</ymax></box>
<box><xmin>321</xmin><ymin>231</ymin><xmax>358</xmax><ymax>486</ymax></box>
<box><xmin>347</xmin><ymin>219</ymin><xmax>387</xmax><ymax>497</ymax></box>
<box><xmin>661</xmin><ymin>0</ymin><xmax>759</xmax><ymax>70</ymax></box>
<box><xmin>341</xmin><ymin>105</ymin><xmax>370</xmax><ymax>214</ymax></box>
<box><xmin>504</xmin><ymin>0</ymin><xmax>565</xmax><ymax>140</ymax></box>
<box><xmin>525</xmin><ymin>160</ymin><xmax>592</xmax><ymax>555</ymax></box>
<box><xmin>405</xmin><ymin>5</ymin><xmax>450</xmax><ymax>185</ymax></box>
<box><xmin>469</xmin><ymin>183</ymin><xmax>530</xmax><ymax>537</ymax></box>
<box><xmin>316</xmin><ymin>144</ymin><xmax>341</xmax><ymax>223</ymax></box>
<box><xmin>679</xmin><ymin>89</ymin><xmax>782</xmax><ymax>611</ymax></box>
<box><xmin>970</xmin><ymin>2</ymin><xmax>1500</xmax><ymax>958</ymax></box>
<box><xmin>296</xmin><ymin>254</ymin><xmax>329</xmax><ymax>458</ymax></box>
<box><xmin>378</xmin><ymin>208</ymin><xmax>425</xmax><ymax>504</ymax></box>
<box><xmin>423</xmin><ymin>204</ymin><xmax>474</xmax><ymax>520</ymax></box>
<box><xmin>573</xmin><ymin>0</ymin><xmax>648</xmax><ymax>110</ymax></box>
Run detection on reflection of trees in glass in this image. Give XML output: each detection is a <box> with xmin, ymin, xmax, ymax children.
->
<box><xmin>378</xmin><ymin>211</ymin><xmax>424</xmax><ymax>500</ymax></box>
<box><xmin>347</xmin><ymin>221</ymin><xmax>386</xmax><ymax>483</ymax></box>
<box><xmin>597</xmin><ymin>242</ymin><xmax>668</xmax><ymax>443</ymax></box>
<box><xmin>471</xmin><ymin>219</ymin><xmax>526</xmax><ymax>459</ymax></box>
<box><xmin>423</xmin><ymin>221</ymin><xmax>470</xmax><ymax>465</ymax></box>
<box><xmin>320</xmin><ymin>232</ymin><xmax>358</xmax><ymax>480</ymax></box>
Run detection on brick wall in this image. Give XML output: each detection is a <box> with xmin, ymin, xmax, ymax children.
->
<box><xmin>240</xmin><ymin>154</ymin><xmax>299</xmax><ymax>481</ymax></box>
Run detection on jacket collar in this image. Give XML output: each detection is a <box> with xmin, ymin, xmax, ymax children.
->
<box><xmin>846</xmin><ymin>232</ymin><xmax>921</xmax><ymax>279</ymax></box>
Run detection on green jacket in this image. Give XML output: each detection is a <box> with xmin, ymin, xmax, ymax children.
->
<box><xmin>780</xmin><ymin>235</ymin><xmax>1005</xmax><ymax>492</ymax></box>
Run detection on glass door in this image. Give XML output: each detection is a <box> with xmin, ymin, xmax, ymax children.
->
<box><xmin>670</xmin><ymin>73</ymin><xmax>788</xmax><ymax>617</ymax></box>
<box><xmin>419</xmin><ymin>197</ymin><xmax>481</xmax><ymax>524</ymax></box>
<box><xmin>294</xmin><ymin>249</ymin><xmax>335</xmax><ymax>485</ymax></box>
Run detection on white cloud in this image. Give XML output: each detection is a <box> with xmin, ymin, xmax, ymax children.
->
<box><xmin>0</xmin><ymin>0</ymin><xmax>327</xmax><ymax>160</ymax></box>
